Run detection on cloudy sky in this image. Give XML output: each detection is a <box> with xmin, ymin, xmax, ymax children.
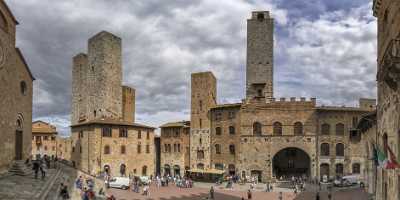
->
<box><xmin>6</xmin><ymin>0</ymin><xmax>377</xmax><ymax>136</ymax></box>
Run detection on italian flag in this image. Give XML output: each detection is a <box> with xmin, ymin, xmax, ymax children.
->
<box><xmin>376</xmin><ymin>147</ymin><xmax>388</xmax><ymax>169</ymax></box>
<box><xmin>386</xmin><ymin>146</ymin><xmax>400</xmax><ymax>169</ymax></box>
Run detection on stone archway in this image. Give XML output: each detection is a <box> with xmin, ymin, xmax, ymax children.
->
<box><xmin>272</xmin><ymin>147</ymin><xmax>311</xmax><ymax>179</ymax></box>
<box><xmin>104</xmin><ymin>164</ymin><xmax>111</xmax><ymax>175</ymax></box>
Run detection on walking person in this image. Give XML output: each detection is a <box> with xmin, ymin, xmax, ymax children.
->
<box><xmin>32</xmin><ymin>161</ymin><xmax>40</xmax><ymax>179</ymax></box>
<box><xmin>40</xmin><ymin>161</ymin><xmax>46</xmax><ymax>179</ymax></box>
<box><xmin>247</xmin><ymin>189</ymin><xmax>252</xmax><ymax>199</ymax></box>
<box><xmin>210</xmin><ymin>186</ymin><xmax>214</xmax><ymax>199</ymax></box>
<box><xmin>278</xmin><ymin>192</ymin><xmax>283</xmax><ymax>200</ymax></box>
<box><xmin>59</xmin><ymin>183</ymin><xmax>70</xmax><ymax>199</ymax></box>
<box><xmin>316</xmin><ymin>192</ymin><xmax>320</xmax><ymax>200</ymax></box>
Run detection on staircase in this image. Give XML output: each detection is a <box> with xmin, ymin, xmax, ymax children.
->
<box><xmin>8</xmin><ymin>160</ymin><xmax>32</xmax><ymax>176</ymax></box>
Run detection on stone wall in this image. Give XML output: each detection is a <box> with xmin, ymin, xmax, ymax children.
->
<box><xmin>70</xmin><ymin>124</ymin><xmax>156</xmax><ymax>177</ymax></box>
<box><xmin>122</xmin><ymin>85</ymin><xmax>135</xmax><ymax>123</ymax></box>
<box><xmin>373</xmin><ymin>0</ymin><xmax>400</xmax><ymax>199</ymax></box>
<box><xmin>160</xmin><ymin>125</ymin><xmax>190</xmax><ymax>176</ymax></box>
<box><xmin>0</xmin><ymin>1</ymin><xmax>33</xmax><ymax>173</ymax></box>
<box><xmin>190</xmin><ymin>72</ymin><xmax>216</xmax><ymax>169</ymax></box>
<box><xmin>246</xmin><ymin>11</ymin><xmax>274</xmax><ymax>99</ymax></box>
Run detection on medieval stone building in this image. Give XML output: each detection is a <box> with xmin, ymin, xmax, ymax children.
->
<box><xmin>159</xmin><ymin>121</ymin><xmax>190</xmax><ymax>176</ymax></box>
<box><xmin>68</xmin><ymin>31</ymin><xmax>156</xmax><ymax>177</ymax></box>
<box><xmin>372</xmin><ymin>0</ymin><xmax>400</xmax><ymax>199</ymax></box>
<box><xmin>0</xmin><ymin>1</ymin><xmax>34</xmax><ymax>173</ymax></box>
<box><xmin>31</xmin><ymin>121</ymin><xmax>58</xmax><ymax>159</ymax></box>
<box><xmin>161</xmin><ymin>11</ymin><xmax>376</xmax><ymax>184</ymax></box>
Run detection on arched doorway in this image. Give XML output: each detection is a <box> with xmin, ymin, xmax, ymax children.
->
<box><xmin>15</xmin><ymin>117</ymin><xmax>23</xmax><ymax>160</ymax></box>
<box><xmin>228</xmin><ymin>164</ymin><xmax>236</xmax><ymax>176</ymax></box>
<box><xmin>173</xmin><ymin>165</ymin><xmax>180</xmax><ymax>177</ymax></box>
<box><xmin>104</xmin><ymin>165</ymin><xmax>111</xmax><ymax>175</ymax></box>
<box><xmin>320</xmin><ymin>163</ymin><xmax>330</xmax><ymax>182</ymax></box>
<box><xmin>164</xmin><ymin>164</ymin><xmax>171</xmax><ymax>176</ymax></box>
<box><xmin>272</xmin><ymin>147</ymin><xmax>310</xmax><ymax>179</ymax></box>
<box><xmin>120</xmin><ymin>164</ymin><xmax>126</xmax><ymax>176</ymax></box>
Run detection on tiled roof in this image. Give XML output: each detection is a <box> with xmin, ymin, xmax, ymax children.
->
<box><xmin>159</xmin><ymin>121</ymin><xmax>190</xmax><ymax>128</ymax></box>
<box><xmin>71</xmin><ymin>119</ymin><xmax>155</xmax><ymax>129</ymax></box>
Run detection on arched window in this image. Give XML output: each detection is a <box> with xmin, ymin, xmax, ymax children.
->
<box><xmin>321</xmin><ymin>123</ymin><xmax>330</xmax><ymax>135</ymax></box>
<box><xmin>229</xmin><ymin>144</ymin><xmax>235</xmax><ymax>154</ymax></box>
<box><xmin>335</xmin><ymin>163</ymin><xmax>344</xmax><ymax>176</ymax></box>
<box><xmin>120</xmin><ymin>145</ymin><xmax>126</xmax><ymax>154</ymax></box>
<box><xmin>335</xmin><ymin>123</ymin><xmax>344</xmax><ymax>136</ymax></box>
<box><xmin>352</xmin><ymin>163</ymin><xmax>360</xmax><ymax>174</ymax></box>
<box><xmin>229</xmin><ymin>126</ymin><xmax>235</xmax><ymax>135</ymax></box>
<box><xmin>320</xmin><ymin>143</ymin><xmax>330</xmax><ymax>156</ymax></box>
<box><xmin>273</xmin><ymin>122</ymin><xmax>282</xmax><ymax>135</ymax></box>
<box><xmin>215</xmin><ymin>144</ymin><xmax>221</xmax><ymax>154</ymax></box>
<box><xmin>120</xmin><ymin>164</ymin><xmax>126</xmax><ymax>176</ymax></box>
<box><xmin>320</xmin><ymin>163</ymin><xmax>330</xmax><ymax>180</ymax></box>
<box><xmin>253</xmin><ymin>122</ymin><xmax>262</xmax><ymax>135</ymax></box>
<box><xmin>168</xmin><ymin>144</ymin><xmax>171</xmax><ymax>153</ymax></box>
<box><xmin>104</xmin><ymin>145</ymin><xmax>110</xmax><ymax>154</ymax></box>
<box><xmin>336</xmin><ymin>143</ymin><xmax>344</xmax><ymax>157</ymax></box>
<box><xmin>294</xmin><ymin>122</ymin><xmax>303</xmax><ymax>135</ymax></box>
<box><xmin>215</xmin><ymin>127</ymin><xmax>222</xmax><ymax>135</ymax></box>
<box><xmin>197</xmin><ymin>150</ymin><xmax>204</xmax><ymax>159</ymax></box>
<box><xmin>142</xmin><ymin>165</ymin><xmax>147</xmax><ymax>176</ymax></box>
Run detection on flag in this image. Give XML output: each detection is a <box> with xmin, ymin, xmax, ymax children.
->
<box><xmin>376</xmin><ymin>147</ymin><xmax>388</xmax><ymax>169</ymax></box>
<box><xmin>386</xmin><ymin>146</ymin><xmax>400</xmax><ymax>169</ymax></box>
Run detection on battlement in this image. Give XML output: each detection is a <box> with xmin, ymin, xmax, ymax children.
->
<box><xmin>250</xmin><ymin>11</ymin><xmax>271</xmax><ymax>20</ymax></box>
<box><xmin>267</xmin><ymin>97</ymin><xmax>316</xmax><ymax>105</ymax></box>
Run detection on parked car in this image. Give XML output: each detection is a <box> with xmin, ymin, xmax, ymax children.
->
<box><xmin>106</xmin><ymin>177</ymin><xmax>130</xmax><ymax>190</ymax></box>
<box><xmin>334</xmin><ymin>175</ymin><xmax>364</xmax><ymax>187</ymax></box>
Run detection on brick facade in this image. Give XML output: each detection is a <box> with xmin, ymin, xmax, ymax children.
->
<box><xmin>31</xmin><ymin>121</ymin><xmax>58</xmax><ymax>159</ymax></box>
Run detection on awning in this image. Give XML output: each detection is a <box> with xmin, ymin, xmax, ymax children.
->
<box><xmin>188</xmin><ymin>168</ymin><xmax>225</xmax><ymax>174</ymax></box>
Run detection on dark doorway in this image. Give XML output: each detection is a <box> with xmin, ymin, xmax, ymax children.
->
<box><xmin>173</xmin><ymin>165</ymin><xmax>180</xmax><ymax>177</ymax></box>
<box><xmin>15</xmin><ymin>130</ymin><xmax>23</xmax><ymax>160</ymax></box>
<box><xmin>104</xmin><ymin>165</ymin><xmax>110</xmax><ymax>175</ymax></box>
<box><xmin>251</xmin><ymin>170</ymin><xmax>262</xmax><ymax>182</ymax></box>
<box><xmin>320</xmin><ymin>163</ymin><xmax>330</xmax><ymax>181</ymax></box>
<box><xmin>273</xmin><ymin>147</ymin><xmax>310</xmax><ymax>179</ymax></box>
<box><xmin>120</xmin><ymin>164</ymin><xmax>126</xmax><ymax>176</ymax></box>
<box><xmin>164</xmin><ymin>164</ymin><xmax>171</xmax><ymax>176</ymax></box>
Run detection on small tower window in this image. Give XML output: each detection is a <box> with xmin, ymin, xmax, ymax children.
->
<box><xmin>257</xmin><ymin>13</ymin><xmax>264</xmax><ymax>21</ymax></box>
<box><xmin>20</xmin><ymin>81</ymin><xmax>27</xmax><ymax>95</ymax></box>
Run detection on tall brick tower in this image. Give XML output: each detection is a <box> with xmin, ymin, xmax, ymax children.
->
<box><xmin>71</xmin><ymin>31</ymin><xmax>123</xmax><ymax>125</ymax></box>
<box><xmin>246</xmin><ymin>11</ymin><xmax>274</xmax><ymax>99</ymax></box>
<box><xmin>190</xmin><ymin>72</ymin><xmax>217</xmax><ymax>170</ymax></box>
<box><xmin>122</xmin><ymin>85</ymin><xmax>135</xmax><ymax>123</ymax></box>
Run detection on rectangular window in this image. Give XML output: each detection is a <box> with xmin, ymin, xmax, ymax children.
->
<box><xmin>79</xmin><ymin>131</ymin><xmax>83</xmax><ymax>138</ymax></box>
<box><xmin>146</xmin><ymin>145</ymin><xmax>150</xmax><ymax>153</ymax></box>
<box><xmin>215</xmin><ymin>112</ymin><xmax>222</xmax><ymax>121</ymax></box>
<box><xmin>137</xmin><ymin>144</ymin><xmax>141</xmax><ymax>153</ymax></box>
<box><xmin>51</xmin><ymin>136</ymin><xmax>56</xmax><ymax>141</ymax></box>
<box><xmin>44</xmin><ymin>136</ymin><xmax>48</xmax><ymax>140</ymax></box>
<box><xmin>228</xmin><ymin>111</ymin><xmax>235</xmax><ymax>119</ymax></box>
<box><xmin>199</xmin><ymin>119</ymin><xmax>202</xmax><ymax>129</ymax></box>
<box><xmin>146</xmin><ymin>131</ymin><xmax>150</xmax><ymax>139</ymax></box>
<box><xmin>138</xmin><ymin>130</ymin><xmax>142</xmax><ymax>139</ymax></box>
<box><xmin>102</xmin><ymin>127</ymin><xmax>112</xmax><ymax>137</ymax></box>
<box><xmin>36</xmin><ymin>136</ymin><xmax>41</xmax><ymax>141</ymax></box>
<box><xmin>119</xmin><ymin>128</ymin><xmax>128</xmax><ymax>138</ymax></box>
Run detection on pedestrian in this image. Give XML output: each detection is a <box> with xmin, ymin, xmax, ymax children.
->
<box><xmin>107</xmin><ymin>195</ymin><xmax>116</xmax><ymax>200</ymax></box>
<box><xmin>328</xmin><ymin>192</ymin><xmax>332</xmax><ymax>200</ymax></box>
<box><xmin>316</xmin><ymin>192</ymin><xmax>320</xmax><ymax>200</ymax></box>
<box><xmin>32</xmin><ymin>161</ymin><xmax>40</xmax><ymax>179</ymax></box>
<box><xmin>81</xmin><ymin>187</ymin><xmax>89</xmax><ymax>200</ymax></box>
<box><xmin>76</xmin><ymin>176</ymin><xmax>83</xmax><ymax>190</ymax></box>
<box><xmin>247</xmin><ymin>189</ymin><xmax>252</xmax><ymax>199</ymax></box>
<box><xmin>59</xmin><ymin>183</ymin><xmax>70</xmax><ymax>199</ymax></box>
<box><xmin>278</xmin><ymin>192</ymin><xmax>283</xmax><ymax>200</ymax></box>
<box><xmin>40</xmin><ymin>162</ymin><xmax>46</xmax><ymax>179</ymax></box>
<box><xmin>210</xmin><ymin>186</ymin><xmax>214</xmax><ymax>199</ymax></box>
<box><xmin>143</xmin><ymin>185</ymin><xmax>149</xmax><ymax>196</ymax></box>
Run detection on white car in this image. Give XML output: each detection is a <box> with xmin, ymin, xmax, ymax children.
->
<box><xmin>139</xmin><ymin>176</ymin><xmax>151</xmax><ymax>185</ymax></box>
<box><xmin>107</xmin><ymin>177</ymin><xmax>130</xmax><ymax>190</ymax></box>
<box><xmin>334</xmin><ymin>175</ymin><xmax>363</xmax><ymax>187</ymax></box>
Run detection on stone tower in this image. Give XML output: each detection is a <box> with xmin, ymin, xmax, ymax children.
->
<box><xmin>190</xmin><ymin>72</ymin><xmax>216</xmax><ymax>170</ymax></box>
<box><xmin>246</xmin><ymin>11</ymin><xmax>274</xmax><ymax>99</ymax></box>
<box><xmin>122</xmin><ymin>85</ymin><xmax>135</xmax><ymax>123</ymax></box>
<box><xmin>71</xmin><ymin>31</ymin><xmax>123</xmax><ymax>125</ymax></box>
<box><xmin>71</xmin><ymin>53</ymin><xmax>88</xmax><ymax>124</ymax></box>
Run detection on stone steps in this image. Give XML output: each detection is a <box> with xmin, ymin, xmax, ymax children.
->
<box><xmin>8</xmin><ymin>160</ymin><xmax>32</xmax><ymax>176</ymax></box>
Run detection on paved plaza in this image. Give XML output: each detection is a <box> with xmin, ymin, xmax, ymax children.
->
<box><xmin>107</xmin><ymin>183</ymin><xmax>370</xmax><ymax>200</ymax></box>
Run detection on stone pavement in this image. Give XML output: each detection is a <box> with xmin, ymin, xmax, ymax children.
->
<box><xmin>107</xmin><ymin>182</ymin><xmax>370</xmax><ymax>200</ymax></box>
<box><xmin>0</xmin><ymin>167</ymin><xmax>60</xmax><ymax>200</ymax></box>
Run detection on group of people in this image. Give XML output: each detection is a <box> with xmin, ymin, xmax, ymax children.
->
<box><xmin>76</xmin><ymin>176</ymin><xmax>97</xmax><ymax>200</ymax></box>
<box><xmin>31</xmin><ymin>155</ymin><xmax>54</xmax><ymax>179</ymax></box>
<box><xmin>156</xmin><ymin>174</ymin><xmax>194</xmax><ymax>188</ymax></box>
